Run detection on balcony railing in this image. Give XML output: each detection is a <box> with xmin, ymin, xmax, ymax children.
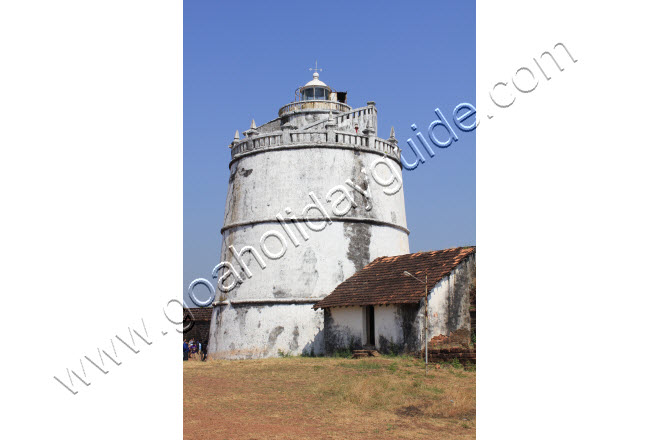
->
<box><xmin>301</xmin><ymin>105</ymin><xmax>376</xmax><ymax>131</ymax></box>
<box><xmin>335</xmin><ymin>132</ymin><xmax>368</xmax><ymax>147</ymax></box>
<box><xmin>231</xmin><ymin>131</ymin><xmax>400</xmax><ymax>161</ymax></box>
<box><xmin>278</xmin><ymin>100</ymin><xmax>351</xmax><ymax>117</ymax></box>
<box><xmin>290</xmin><ymin>132</ymin><xmax>328</xmax><ymax>144</ymax></box>
<box><xmin>231</xmin><ymin>133</ymin><xmax>282</xmax><ymax>156</ymax></box>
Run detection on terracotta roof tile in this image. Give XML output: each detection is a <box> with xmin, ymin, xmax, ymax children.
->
<box><xmin>313</xmin><ymin>247</ymin><xmax>475</xmax><ymax>309</ymax></box>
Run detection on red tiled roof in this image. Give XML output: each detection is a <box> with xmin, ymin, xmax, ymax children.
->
<box><xmin>184</xmin><ymin>307</ymin><xmax>213</xmax><ymax>321</ymax></box>
<box><xmin>313</xmin><ymin>247</ymin><xmax>475</xmax><ymax>309</ymax></box>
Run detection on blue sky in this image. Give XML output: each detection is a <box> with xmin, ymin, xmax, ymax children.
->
<box><xmin>184</xmin><ymin>0</ymin><xmax>475</xmax><ymax>302</ymax></box>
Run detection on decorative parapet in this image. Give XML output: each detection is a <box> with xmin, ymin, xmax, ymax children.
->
<box><xmin>334</xmin><ymin>132</ymin><xmax>368</xmax><ymax>147</ymax></box>
<box><xmin>278</xmin><ymin>100</ymin><xmax>351</xmax><ymax>117</ymax></box>
<box><xmin>230</xmin><ymin>132</ymin><xmax>283</xmax><ymax>156</ymax></box>
<box><xmin>373</xmin><ymin>138</ymin><xmax>398</xmax><ymax>156</ymax></box>
<box><xmin>230</xmin><ymin>130</ymin><xmax>401</xmax><ymax>163</ymax></box>
<box><xmin>336</xmin><ymin>105</ymin><xmax>376</xmax><ymax>125</ymax></box>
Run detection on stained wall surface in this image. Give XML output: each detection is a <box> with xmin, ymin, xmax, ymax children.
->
<box><xmin>208</xmin><ymin>84</ymin><xmax>410</xmax><ymax>359</ymax></box>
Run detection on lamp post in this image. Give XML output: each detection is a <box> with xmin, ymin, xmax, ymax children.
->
<box><xmin>404</xmin><ymin>270</ymin><xmax>428</xmax><ymax>375</ymax></box>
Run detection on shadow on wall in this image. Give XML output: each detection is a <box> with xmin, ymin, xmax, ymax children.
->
<box><xmin>300</xmin><ymin>329</ymin><xmax>324</xmax><ymax>357</ymax></box>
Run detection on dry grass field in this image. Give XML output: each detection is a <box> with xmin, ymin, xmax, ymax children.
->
<box><xmin>184</xmin><ymin>355</ymin><xmax>475</xmax><ymax>439</ymax></box>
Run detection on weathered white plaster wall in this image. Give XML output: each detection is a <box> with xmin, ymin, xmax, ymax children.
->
<box><xmin>208</xmin><ymin>303</ymin><xmax>324</xmax><ymax>359</ymax></box>
<box><xmin>323</xmin><ymin>306</ymin><xmax>364</xmax><ymax>350</ymax></box>
<box><xmin>426</xmin><ymin>277</ymin><xmax>451</xmax><ymax>337</ymax></box>
<box><xmin>324</xmin><ymin>304</ymin><xmax>422</xmax><ymax>353</ymax></box>
<box><xmin>374</xmin><ymin>305</ymin><xmax>401</xmax><ymax>349</ymax></box>
<box><xmin>426</xmin><ymin>255</ymin><xmax>475</xmax><ymax>340</ymax></box>
<box><xmin>217</xmin><ymin>222</ymin><xmax>408</xmax><ymax>301</ymax></box>
<box><xmin>209</xmin><ymin>91</ymin><xmax>410</xmax><ymax>359</ymax></box>
<box><xmin>223</xmin><ymin>148</ymin><xmax>408</xmax><ymax>232</ymax></box>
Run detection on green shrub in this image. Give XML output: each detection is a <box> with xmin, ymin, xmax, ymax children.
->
<box><xmin>301</xmin><ymin>347</ymin><xmax>316</xmax><ymax>357</ymax></box>
<box><xmin>331</xmin><ymin>348</ymin><xmax>352</xmax><ymax>358</ymax></box>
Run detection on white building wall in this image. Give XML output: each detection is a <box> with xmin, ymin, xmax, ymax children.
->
<box><xmin>323</xmin><ymin>253</ymin><xmax>475</xmax><ymax>354</ymax></box>
<box><xmin>374</xmin><ymin>305</ymin><xmax>402</xmax><ymax>350</ymax></box>
<box><xmin>208</xmin><ymin>303</ymin><xmax>324</xmax><ymax>359</ymax></box>
<box><xmin>325</xmin><ymin>304</ymin><xmax>422</xmax><ymax>353</ymax></box>
<box><xmin>323</xmin><ymin>306</ymin><xmax>364</xmax><ymax>350</ymax></box>
<box><xmin>426</xmin><ymin>255</ymin><xmax>475</xmax><ymax>342</ymax></box>
<box><xmin>427</xmin><ymin>276</ymin><xmax>451</xmax><ymax>337</ymax></box>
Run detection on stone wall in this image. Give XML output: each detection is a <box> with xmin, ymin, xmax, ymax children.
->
<box><xmin>183</xmin><ymin>320</ymin><xmax>211</xmax><ymax>345</ymax></box>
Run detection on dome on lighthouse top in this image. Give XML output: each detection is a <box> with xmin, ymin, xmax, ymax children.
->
<box><xmin>304</xmin><ymin>72</ymin><xmax>328</xmax><ymax>88</ymax></box>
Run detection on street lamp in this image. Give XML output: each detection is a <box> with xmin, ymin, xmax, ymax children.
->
<box><xmin>403</xmin><ymin>270</ymin><xmax>428</xmax><ymax>375</ymax></box>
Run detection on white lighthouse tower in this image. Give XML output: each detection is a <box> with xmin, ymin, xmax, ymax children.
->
<box><xmin>208</xmin><ymin>70</ymin><xmax>410</xmax><ymax>359</ymax></box>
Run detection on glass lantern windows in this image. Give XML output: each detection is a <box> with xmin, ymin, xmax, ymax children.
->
<box><xmin>315</xmin><ymin>87</ymin><xmax>327</xmax><ymax>100</ymax></box>
<box><xmin>301</xmin><ymin>87</ymin><xmax>329</xmax><ymax>101</ymax></box>
<box><xmin>302</xmin><ymin>88</ymin><xmax>314</xmax><ymax>101</ymax></box>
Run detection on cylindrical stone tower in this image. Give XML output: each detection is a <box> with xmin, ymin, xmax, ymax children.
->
<box><xmin>208</xmin><ymin>72</ymin><xmax>410</xmax><ymax>359</ymax></box>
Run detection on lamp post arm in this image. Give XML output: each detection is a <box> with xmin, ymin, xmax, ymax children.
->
<box><xmin>403</xmin><ymin>272</ymin><xmax>425</xmax><ymax>284</ymax></box>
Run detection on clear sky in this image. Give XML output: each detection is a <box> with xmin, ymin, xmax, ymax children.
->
<box><xmin>184</xmin><ymin>0</ymin><xmax>475</xmax><ymax>303</ymax></box>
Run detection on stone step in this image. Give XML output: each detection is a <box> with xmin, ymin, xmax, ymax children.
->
<box><xmin>351</xmin><ymin>349</ymin><xmax>380</xmax><ymax>358</ymax></box>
